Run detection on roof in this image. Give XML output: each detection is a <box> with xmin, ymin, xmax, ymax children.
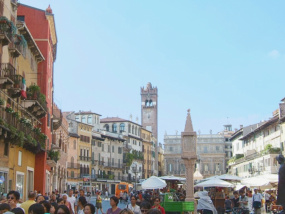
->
<box><xmin>92</xmin><ymin>135</ymin><xmax>104</xmax><ymax>141</ymax></box>
<box><xmin>101</xmin><ymin>134</ymin><xmax>125</xmax><ymax>142</ymax></box>
<box><xmin>69</xmin><ymin>133</ymin><xmax>79</xmax><ymax>138</ymax></box>
<box><xmin>101</xmin><ymin>117</ymin><xmax>141</xmax><ymax>126</ymax></box>
<box><xmin>75</xmin><ymin>111</ymin><xmax>101</xmax><ymax>116</ymax></box>
<box><xmin>240</xmin><ymin>116</ymin><xmax>278</xmax><ymax>140</ymax></box>
<box><xmin>229</xmin><ymin>128</ymin><xmax>243</xmax><ymax>141</ymax></box>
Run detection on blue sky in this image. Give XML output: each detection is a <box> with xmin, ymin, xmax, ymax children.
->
<box><xmin>20</xmin><ymin>0</ymin><xmax>285</xmax><ymax>143</ymax></box>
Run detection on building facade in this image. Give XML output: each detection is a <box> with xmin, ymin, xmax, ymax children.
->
<box><xmin>141</xmin><ymin>128</ymin><xmax>153</xmax><ymax>178</ymax></box>
<box><xmin>229</xmin><ymin>111</ymin><xmax>281</xmax><ymax>178</ymax></box>
<box><xmin>100</xmin><ymin>117</ymin><xmax>143</xmax><ymax>183</ymax></box>
<box><xmin>164</xmin><ymin>128</ymin><xmax>230</xmax><ymax>178</ymax></box>
<box><xmin>17</xmin><ymin>3</ymin><xmax>57</xmax><ymax>193</ymax></box>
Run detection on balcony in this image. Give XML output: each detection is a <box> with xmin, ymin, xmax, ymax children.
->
<box><xmin>67</xmin><ymin>173</ymin><xmax>81</xmax><ymax>179</ymax></box>
<box><xmin>52</xmin><ymin>105</ymin><xmax>62</xmax><ymax>130</ymax></box>
<box><xmin>0</xmin><ymin>17</ymin><xmax>14</xmax><ymax>46</ymax></box>
<box><xmin>95</xmin><ymin>174</ymin><xmax>121</xmax><ymax>181</ymax></box>
<box><xmin>103</xmin><ymin>162</ymin><xmax>122</xmax><ymax>169</ymax></box>
<box><xmin>22</xmin><ymin>85</ymin><xmax>47</xmax><ymax>119</ymax></box>
<box><xmin>8</xmin><ymin>34</ymin><xmax>27</xmax><ymax>58</ymax></box>
<box><xmin>79</xmin><ymin>156</ymin><xmax>91</xmax><ymax>162</ymax></box>
<box><xmin>91</xmin><ymin>160</ymin><xmax>98</xmax><ymax>166</ymax></box>
<box><xmin>0</xmin><ymin>63</ymin><xmax>16</xmax><ymax>88</ymax></box>
<box><xmin>67</xmin><ymin>162</ymin><xmax>80</xmax><ymax>169</ymax></box>
<box><xmin>0</xmin><ymin>90</ymin><xmax>45</xmax><ymax>153</ymax></box>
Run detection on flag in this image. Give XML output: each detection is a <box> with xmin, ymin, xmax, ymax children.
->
<box><xmin>21</xmin><ymin>77</ymin><xmax>27</xmax><ymax>99</ymax></box>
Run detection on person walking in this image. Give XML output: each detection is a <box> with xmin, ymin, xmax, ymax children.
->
<box><xmin>151</xmin><ymin>197</ymin><xmax>165</xmax><ymax>214</ymax></box>
<box><xmin>126</xmin><ymin>196</ymin><xmax>141</xmax><ymax>214</ymax></box>
<box><xmin>106</xmin><ymin>196</ymin><xmax>121</xmax><ymax>214</ymax></box>
<box><xmin>21</xmin><ymin>191</ymin><xmax>36</xmax><ymax>214</ymax></box>
<box><xmin>252</xmin><ymin>189</ymin><xmax>262</xmax><ymax>214</ymax></box>
<box><xmin>67</xmin><ymin>190</ymin><xmax>76</xmax><ymax>214</ymax></box>
<box><xmin>238</xmin><ymin>190</ymin><xmax>249</xmax><ymax>214</ymax></box>
<box><xmin>95</xmin><ymin>192</ymin><xmax>103</xmax><ymax>214</ymax></box>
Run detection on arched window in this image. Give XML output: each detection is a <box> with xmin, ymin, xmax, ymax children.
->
<box><xmin>112</xmin><ymin>123</ymin><xmax>117</xmax><ymax>133</ymax></box>
<box><xmin>120</xmin><ymin>123</ymin><xmax>125</xmax><ymax>133</ymax></box>
<box><xmin>149</xmin><ymin>100</ymin><xmax>153</xmax><ymax>106</ymax></box>
<box><xmin>82</xmin><ymin>116</ymin><xmax>86</xmax><ymax>123</ymax></box>
<box><xmin>80</xmin><ymin>164</ymin><xmax>83</xmax><ymax>175</ymax></box>
<box><xmin>132</xmin><ymin>125</ymin><xmax>134</xmax><ymax>134</ymax></box>
<box><xmin>128</xmin><ymin>124</ymin><xmax>131</xmax><ymax>133</ymax></box>
<box><xmin>73</xmin><ymin>140</ymin><xmax>76</xmax><ymax>149</ymax></box>
<box><xmin>145</xmin><ymin>100</ymin><xmax>148</xmax><ymax>106</ymax></box>
<box><xmin>71</xmin><ymin>157</ymin><xmax>74</xmax><ymax>168</ymax></box>
<box><xmin>87</xmin><ymin>115</ymin><xmax>92</xmax><ymax>124</ymax></box>
<box><xmin>135</xmin><ymin>127</ymin><xmax>137</xmax><ymax>135</ymax></box>
<box><xmin>104</xmin><ymin>124</ymin><xmax>109</xmax><ymax>131</ymax></box>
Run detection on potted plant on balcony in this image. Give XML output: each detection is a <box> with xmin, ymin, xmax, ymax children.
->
<box><xmin>12</xmin><ymin>111</ymin><xmax>20</xmax><ymax>119</ymax></box>
<box><xmin>5</xmin><ymin>105</ymin><xmax>13</xmax><ymax>113</ymax></box>
<box><xmin>32</xmin><ymin>127</ymin><xmax>41</xmax><ymax>135</ymax></box>
<box><xmin>27</xmin><ymin>84</ymin><xmax>40</xmax><ymax>99</ymax></box>
<box><xmin>0</xmin><ymin>98</ymin><xmax>4</xmax><ymax>106</ymax></box>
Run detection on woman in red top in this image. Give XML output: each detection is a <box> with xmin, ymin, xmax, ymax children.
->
<box><xmin>151</xmin><ymin>197</ymin><xmax>165</xmax><ymax>214</ymax></box>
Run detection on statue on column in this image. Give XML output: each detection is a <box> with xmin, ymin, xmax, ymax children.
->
<box><xmin>276</xmin><ymin>154</ymin><xmax>285</xmax><ymax>209</ymax></box>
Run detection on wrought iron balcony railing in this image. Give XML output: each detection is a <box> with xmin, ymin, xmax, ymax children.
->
<box><xmin>0</xmin><ymin>90</ymin><xmax>46</xmax><ymax>153</ymax></box>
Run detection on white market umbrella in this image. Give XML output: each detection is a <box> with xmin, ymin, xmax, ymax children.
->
<box><xmin>159</xmin><ymin>175</ymin><xmax>186</xmax><ymax>181</ymax></box>
<box><xmin>218</xmin><ymin>174</ymin><xmax>242</xmax><ymax>181</ymax></box>
<box><xmin>241</xmin><ymin>174</ymin><xmax>278</xmax><ymax>190</ymax></box>
<box><xmin>195</xmin><ymin>178</ymin><xmax>234</xmax><ymax>188</ymax></box>
<box><xmin>142</xmin><ymin>176</ymin><xmax>167</xmax><ymax>189</ymax></box>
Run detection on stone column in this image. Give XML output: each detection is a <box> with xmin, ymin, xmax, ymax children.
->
<box><xmin>181</xmin><ymin>109</ymin><xmax>197</xmax><ymax>213</ymax></box>
<box><xmin>184</xmin><ymin>159</ymin><xmax>196</xmax><ymax>201</ymax></box>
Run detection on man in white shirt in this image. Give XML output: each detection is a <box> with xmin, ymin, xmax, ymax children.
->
<box><xmin>252</xmin><ymin>188</ymin><xmax>263</xmax><ymax>214</ymax></box>
<box><xmin>67</xmin><ymin>189</ymin><xmax>76</xmax><ymax>214</ymax></box>
<box><xmin>264</xmin><ymin>191</ymin><xmax>270</xmax><ymax>212</ymax></box>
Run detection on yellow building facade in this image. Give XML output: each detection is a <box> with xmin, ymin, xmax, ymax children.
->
<box><xmin>77</xmin><ymin>122</ymin><xmax>93</xmax><ymax>191</ymax></box>
<box><xmin>141</xmin><ymin>128</ymin><xmax>153</xmax><ymax>179</ymax></box>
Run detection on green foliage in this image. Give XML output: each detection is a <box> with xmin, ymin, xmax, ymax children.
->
<box><xmin>228</xmin><ymin>154</ymin><xmax>244</xmax><ymax>164</ymax></box>
<box><xmin>5</xmin><ymin>106</ymin><xmax>13</xmax><ymax>113</ymax></box>
<box><xmin>125</xmin><ymin>153</ymin><xmax>134</xmax><ymax>167</ymax></box>
<box><xmin>48</xmin><ymin>150</ymin><xmax>60</xmax><ymax>162</ymax></box>
<box><xmin>17</xmin><ymin>131</ymin><xmax>25</xmax><ymax>147</ymax></box>
<box><xmin>261</xmin><ymin>144</ymin><xmax>281</xmax><ymax>155</ymax></box>
<box><xmin>32</xmin><ymin>127</ymin><xmax>41</xmax><ymax>135</ymax></box>
<box><xmin>132</xmin><ymin>150</ymin><xmax>144</xmax><ymax>160</ymax></box>
<box><xmin>108</xmin><ymin>174</ymin><xmax>114</xmax><ymax>179</ymax></box>
<box><xmin>0</xmin><ymin>98</ymin><xmax>4</xmax><ymax>105</ymax></box>
<box><xmin>28</xmin><ymin>84</ymin><xmax>41</xmax><ymax>93</ymax></box>
<box><xmin>39</xmin><ymin>93</ymin><xmax>46</xmax><ymax>104</ymax></box>
<box><xmin>12</xmin><ymin>111</ymin><xmax>20</xmax><ymax>119</ymax></box>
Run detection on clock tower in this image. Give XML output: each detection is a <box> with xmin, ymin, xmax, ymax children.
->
<box><xmin>141</xmin><ymin>82</ymin><xmax>158</xmax><ymax>139</ymax></box>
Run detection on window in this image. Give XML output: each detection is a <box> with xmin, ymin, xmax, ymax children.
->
<box><xmin>112</xmin><ymin>146</ymin><xmax>114</xmax><ymax>153</ymax></box>
<box><xmin>4</xmin><ymin>142</ymin><xmax>8</xmax><ymax>156</ymax></box>
<box><xmin>135</xmin><ymin>127</ymin><xmax>137</xmax><ymax>135</ymax></box>
<box><xmin>87</xmin><ymin>116</ymin><xmax>92</xmax><ymax>124</ymax></box>
<box><xmin>112</xmin><ymin>124</ymin><xmax>117</xmax><ymax>132</ymax></box>
<box><xmin>120</xmin><ymin>123</ymin><xmax>125</xmax><ymax>133</ymax></box>
<box><xmin>75</xmin><ymin>116</ymin><xmax>79</xmax><ymax>121</ymax></box>
<box><xmin>132</xmin><ymin>126</ymin><xmax>134</xmax><ymax>134</ymax></box>
<box><xmin>18</xmin><ymin>151</ymin><xmax>22</xmax><ymax>166</ymax></box>
<box><xmin>216</xmin><ymin>146</ymin><xmax>220</xmax><ymax>151</ymax></box>
<box><xmin>204</xmin><ymin>146</ymin><xmax>208</xmax><ymax>153</ymax></box>
<box><xmin>118</xmin><ymin>147</ymin><xmax>122</xmax><ymax>154</ymax></box>
<box><xmin>139</xmin><ymin>142</ymin><xmax>141</xmax><ymax>146</ymax></box>
<box><xmin>108</xmin><ymin>145</ymin><xmax>110</xmax><ymax>152</ymax></box>
<box><xmin>82</xmin><ymin>116</ymin><xmax>86</xmax><ymax>123</ymax></box>
<box><xmin>17</xmin><ymin>16</ymin><xmax>25</xmax><ymax>21</ymax></box>
<box><xmin>73</xmin><ymin>140</ymin><xmax>76</xmax><ymax>149</ymax></box>
<box><xmin>47</xmin><ymin>113</ymin><xmax>50</xmax><ymax>127</ymax></box>
<box><xmin>128</xmin><ymin>124</ymin><xmax>131</xmax><ymax>133</ymax></box>
<box><xmin>71</xmin><ymin>171</ymin><xmax>74</xmax><ymax>178</ymax></box>
<box><xmin>102</xmin><ymin>144</ymin><xmax>104</xmax><ymax>151</ymax></box>
<box><xmin>16</xmin><ymin>172</ymin><xmax>24</xmax><ymax>199</ymax></box>
<box><xmin>104</xmin><ymin>124</ymin><xmax>109</xmax><ymax>132</ymax></box>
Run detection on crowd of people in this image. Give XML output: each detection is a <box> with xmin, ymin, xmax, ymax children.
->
<box><xmin>0</xmin><ymin>189</ymin><xmax>166</xmax><ymax>214</ymax></box>
<box><xmin>196</xmin><ymin>187</ymin><xmax>281</xmax><ymax>214</ymax></box>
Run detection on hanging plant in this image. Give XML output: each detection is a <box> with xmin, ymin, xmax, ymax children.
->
<box><xmin>0</xmin><ymin>98</ymin><xmax>4</xmax><ymax>106</ymax></box>
<box><xmin>12</xmin><ymin>111</ymin><xmax>20</xmax><ymax>119</ymax></box>
<box><xmin>5</xmin><ymin>106</ymin><xmax>13</xmax><ymax>113</ymax></box>
<box><xmin>17</xmin><ymin>131</ymin><xmax>25</xmax><ymax>147</ymax></box>
<box><xmin>17</xmin><ymin>34</ymin><xmax>27</xmax><ymax>48</ymax></box>
<box><xmin>19</xmin><ymin>117</ymin><xmax>27</xmax><ymax>124</ymax></box>
<box><xmin>32</xmin><ymin>127</ymin><xmax>41</xmax><ymax>135</ymax></box>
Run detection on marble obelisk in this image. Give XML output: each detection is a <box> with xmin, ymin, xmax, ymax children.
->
<box><xmin>181</xmin><ymin>109</ymin><xmax>197</xmax><ymax>203</ymax></box>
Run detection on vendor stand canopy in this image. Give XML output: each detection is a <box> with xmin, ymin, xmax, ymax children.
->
<box><xmin>195</xmin><ymin>178</ymin><xmax>235</xmax><ymax>188</ymax></box>
<box><xmin>217</xmin><ymin>174</ymin><xmax>242</xmax><ymax>181</ymax></box>
<box><xmin>241</xmin><ymin>174</ymin><xmax>278</xmax><ymax>190</ymax></box>
<box><xmin>141</xmin><ymin>176</ymin><xmax>167</xmax><ymax>189</ymax></box>
<box><xmin>159</xmin><ymin>175</ymin><xmax>186</xmax><ymax>181</ymax></box>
